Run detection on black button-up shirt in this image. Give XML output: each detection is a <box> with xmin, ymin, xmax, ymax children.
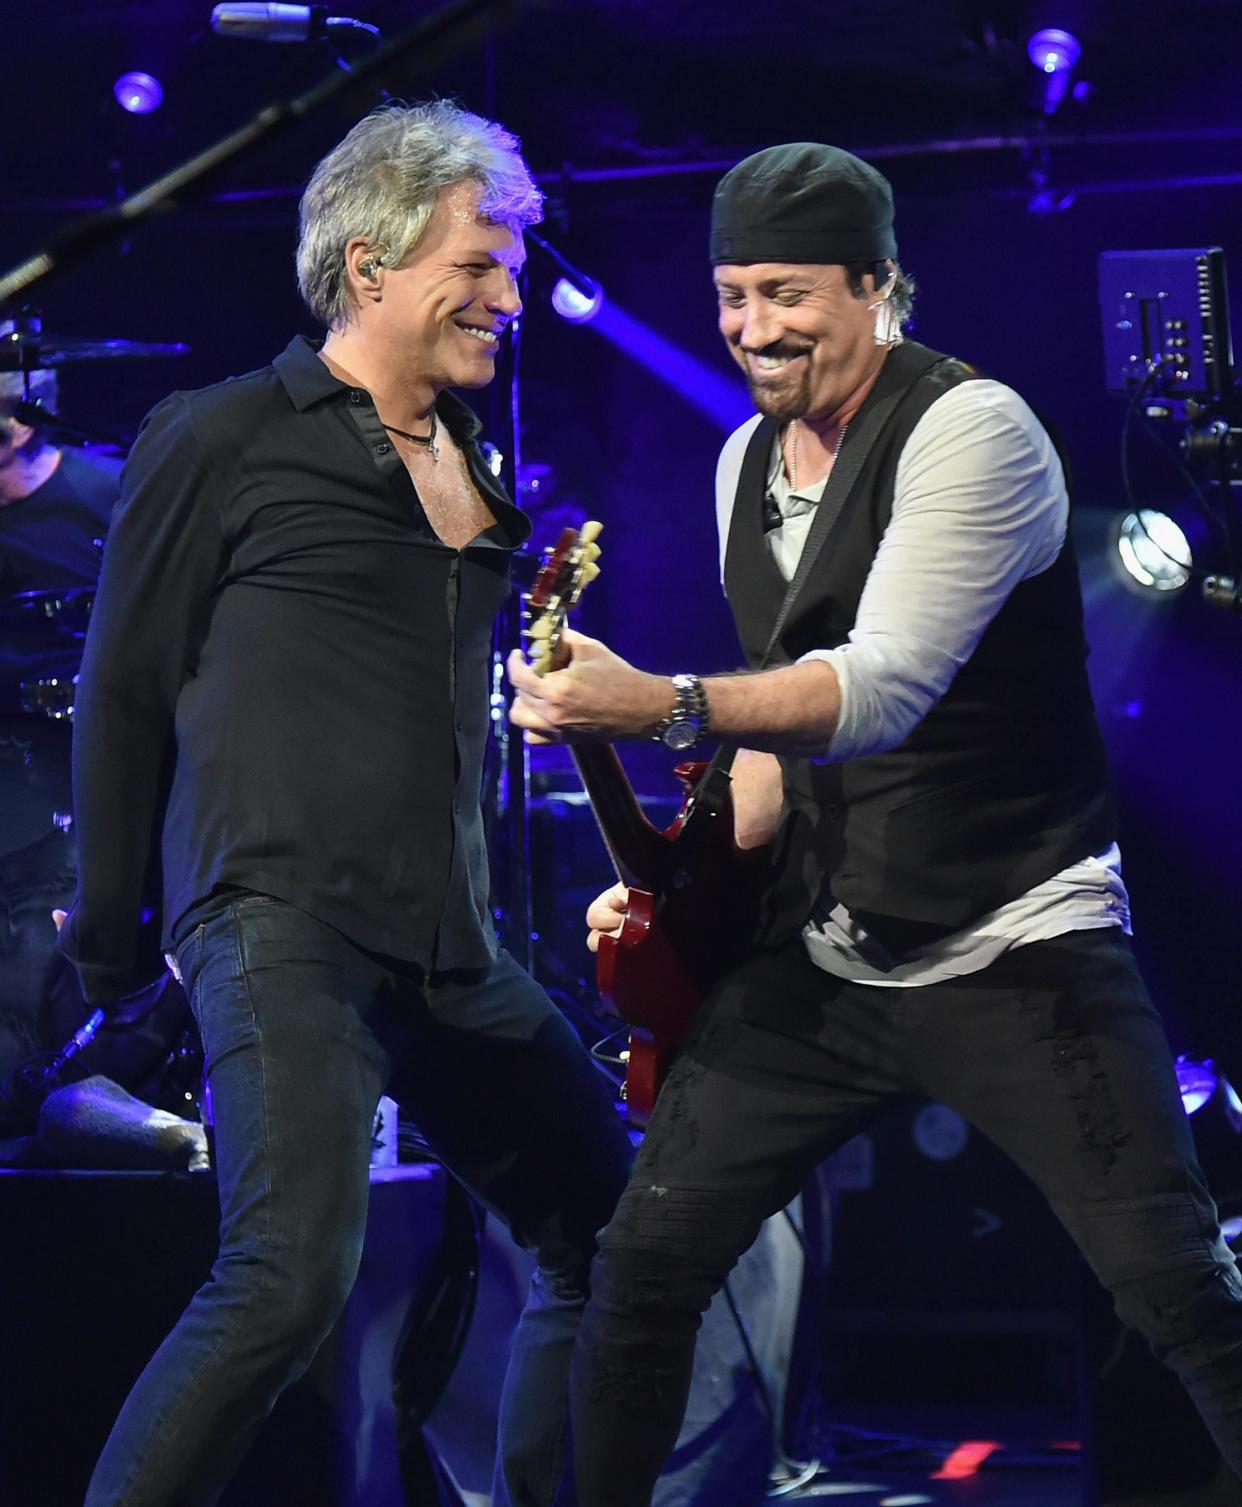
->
<box><xmin>61</xmin><ymin>335</ymin><xmax>530</xmax><ymax>1004</ymax></box>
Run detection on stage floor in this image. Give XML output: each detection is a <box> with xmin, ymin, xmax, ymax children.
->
<box><xmin>778</xmin><ymin>1405</ymin><xmax>1078</xmax><ymax>1506</ymax></box>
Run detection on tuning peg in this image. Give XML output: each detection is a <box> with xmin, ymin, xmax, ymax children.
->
<box><xmin>582</xmin><ymin>563</ymin><xmax>600</xmax><ymax>582</ymax></box>
<box><xmin>580</xmin><ymin>519</ymin><xmax>603</xmax><ymax>544</ymax></box>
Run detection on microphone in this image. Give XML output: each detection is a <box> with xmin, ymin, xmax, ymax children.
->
<box><xmin>210</xmin><ymin>4</ymin><xmax>378</xmax><ymax>42</ymax></box>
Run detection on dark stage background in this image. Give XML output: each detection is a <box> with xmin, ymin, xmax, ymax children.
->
<box><xmin>4</xmin><ymin>1</ymin><xmax>1242</xmax><ymax>1395</ymax></box>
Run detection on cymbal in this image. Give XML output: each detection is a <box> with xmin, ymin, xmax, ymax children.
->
<box><xmin>0</xmin><ymin>332</ymin><xmax>190</xmax><ymax>371</ymax></box>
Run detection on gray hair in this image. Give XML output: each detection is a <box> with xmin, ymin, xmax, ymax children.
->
<box><xmin>297</xmin><ymin>99</ymin><xmax>544</xmax><ymax>328</ymax></box>
<box><xmin>844</xmin><ymin>260</ymin><xmax>916</xmax><ymax>329</ymax></box>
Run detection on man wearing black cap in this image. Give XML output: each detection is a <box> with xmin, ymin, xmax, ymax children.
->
<box><xmin>507</xmin><ymin>143</ymin><xmax>1242</xmax><ymax>1500</ymax></box>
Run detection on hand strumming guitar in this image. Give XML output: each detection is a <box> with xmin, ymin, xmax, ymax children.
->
<box><xmin>582</xmin><ymin>749</ymin><xmax>781</xmax><ymax>956</ymax></box>
<box><xmin>585</xmin><ymin>882</ymin><xmax>628</xmax><ymax>955</ymax></box>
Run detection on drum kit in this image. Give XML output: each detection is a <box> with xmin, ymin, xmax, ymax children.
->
<box><xmin>0</xmin><ymin>311</ymin><xmax>200</xmax><ymax>1145</ymax></box>
<box><xmin>1</xmin><ymin>307</ymin><xmax>190</xmax><ymax>726</ymax></box>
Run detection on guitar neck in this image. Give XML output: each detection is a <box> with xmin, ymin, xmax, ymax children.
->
<box><xmin>570</xmin><ymin>745</ymin><xmax>668</xmax><ymax>891</ymax></box>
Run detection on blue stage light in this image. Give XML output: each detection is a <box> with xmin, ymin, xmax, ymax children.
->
<box><xmin>1114</xmin><ymin>510</ymin><xmax>1192</xmax><ymax>594</ymax></box>
<box><xmin>551</xmin><ymin>276</ymin><xmax>604</xmax><ymax>325</ymax></box>
<box><xmin>1176</xmin><ymin>1056</ymin><xmax>1219</xmax><ymax>1117</ymax></box>
<box><xmin>526</xmin><ymin>231</ymin><xmax>605</xmax><ymax>325</ymax></box>
<box><xmin>114</xmin><ymin>71</ymin><xmax>164</xmax><ymax>115</ymax></box>
<box><xmin>1027</xmin><ymin>27</ymin><xmax>1082</xmax><ymax>115</ymax></box>
<box><xmin>1026</xmin><ymin>26</ymin><xmax>1081</xmax><ymax>74</ymax></box>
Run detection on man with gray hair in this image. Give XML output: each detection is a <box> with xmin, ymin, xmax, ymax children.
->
<box><xmin>59</xmin><ymin>100</ymin><xmax>632</xmax><ymax>1506</ymax></box>
<box><xmin>508</xmin><ymin>142</ymin><xmax>1242</xmax><ymax>1500</ymax></box>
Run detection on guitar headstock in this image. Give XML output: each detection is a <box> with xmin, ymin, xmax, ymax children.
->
<box><xmin>523</xmin><ymin>521</ymin><xmax>603</xmax><ymax>676</ymax></box>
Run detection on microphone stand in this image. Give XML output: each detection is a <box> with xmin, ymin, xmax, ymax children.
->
<box><xmin>0</xmin><ymin>0</ymin><xmax>528</xmax><ymax>306</ymax></box>
<box><xmin>13</xmin><ymin>399</ymin><xmax>130</xmax><ymax>453</ymax></box>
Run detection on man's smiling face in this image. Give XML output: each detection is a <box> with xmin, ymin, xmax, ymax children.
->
<box><xmin>713</xmin><ymin>261</ymin><xmax>883</xmax><ymax>425</ymax></box>
<box><xmin>379</xmin><ymin>178</ymin><xmax>525</xmax><ymax>392</ymax></box>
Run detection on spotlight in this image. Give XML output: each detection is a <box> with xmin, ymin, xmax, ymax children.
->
<box><xmin>1026</xmin><ymin>26</ymin><xmax>1081</xmax><ymax>74</ymax></box>
<box><xmin>1026</xmin><ymin>26</ymin><xmax>1081</xmax><ymax>115</ymax></box>
<box><xmin>1176</xmin><ymin>1056</ymin><xmax>1220</xmax><ymax>1118</ymax></box>
<box><xmin>1113</xmin><ymin>509</ymin><xmax>1192</xmax><ymax>594</ymax></box>
<box><xmin>527</xmin><ymin>231</ymin><xmax>605</xmax><ymax>326</ymax></box>
<box><xmin>550</xmin><ymin>277</ymin><xmax>604</xmax><ymax>325</ymax></box>
<box><xmin>1174</xmin><ymin>1058</ymin><xmax>1242</xmax><ymax>1226</ymax></box>
<box><xmin>114</xmin><ymin>71</ymin><xmax>164</xmax><ymax>114</ymax></box>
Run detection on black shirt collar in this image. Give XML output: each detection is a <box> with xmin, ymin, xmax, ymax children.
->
<box><xmin>273</xmin><ymin>334</ymin><xmax>484</xmax><ymax>442</ymax></box>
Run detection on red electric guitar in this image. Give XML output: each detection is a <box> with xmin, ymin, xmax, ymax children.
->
<box><xmin>523</xmin><ymin>524</ymin><xmax>760</xmax><ymax>1124</ymax></box>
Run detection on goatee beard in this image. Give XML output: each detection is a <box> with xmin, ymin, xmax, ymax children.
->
<box><xmin>745</xmin><ymin>359</ymin><xmax>811</xmax><ymax>424</ymax></box>
<box><xmin>747</xmin><ymin>378</ymin><xmax>810</xmax><ymax>425</ymax></box>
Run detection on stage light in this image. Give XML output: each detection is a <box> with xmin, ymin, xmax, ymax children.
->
<box><xmin>1026</xmin><ymin>26</ymin><xmax>1082</xmax><ymax>115</ymax></box>
<box><xmin>1113</xmin><ymin>509</ymin><xmax>1192</xmax><ymax>594</ymax></box>
<box><xmin>114</xmin><ymin>71</ymin><xmax>164</xmax><ymax>115</ymax></box>
<box><xmin>1027</xmin><ymin>26</ymin><xmax>1081</xmax><ymax>74</ymax></box>
<box><xmin>527</xmin><ymin>230</ymin><xmax>605</xmax><ymax>325</ymax></box>
<box><xmin>1176</xmin><ymin>1056</ymin><xmax>1219</xmax><ymax>1117</ymax></box>
<box><xmin>550</xmin><ymin>276</ymin><xmax>604</xmax><ymax>324</ymax></box>
<box><xmin>523</xmin><ymin>229</ymin><xmax>752</xmax><ymax>427</ymax></box>
<box><xmin>1174</xmin><ymin>1059</ymin><xmax>1242</xmax><ymax>1233</ymax></box>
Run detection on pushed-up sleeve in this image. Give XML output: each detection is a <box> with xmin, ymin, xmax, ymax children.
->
<box><xmin>800</xmin><ymin>380</ymin><xmax>1067</xmax><ymax>764</ymax></box>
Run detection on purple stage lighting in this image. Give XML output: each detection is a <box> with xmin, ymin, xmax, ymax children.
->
<box><xmin>584</xmin><ymin>299</ymin><xmax>754</xmax><ymax>432</ymax></box>
<box><xmin>114</xmin><ymin>71</ymin><xmax>164</xmax><ymax>114</ymax></box>
<box><xmin>1027</xmin><ymin>27</ymin><xmax>1081</xmax><ymax>115</ymax></box>
<box><xmin>526</xmin><ymin>231</ymin><xmax>605</xmax><ymax>325</ymax></box>
<box><xmin>1176</xmin><ymin>1056</ymin><xmax>1219</xmax><ymax>1117</ymax></box>
<box><xmin>551</xmin><ymin>276</ymin><xmax>604</xmax><ymax>325</ymax></box>
<box><xmin>1027</xmin><ymin>26</ymin><xmax>1081</xmax><ymax>74</ymax></box>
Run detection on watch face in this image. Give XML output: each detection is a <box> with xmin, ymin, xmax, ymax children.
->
<box><xmin>661</xmin><ymin>719</ymin><xmax>698</xmax><ymax>751</ymax></box>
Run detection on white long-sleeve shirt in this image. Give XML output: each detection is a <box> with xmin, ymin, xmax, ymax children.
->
<box><xmin>715</xmin><ymin>378</ymin><xmax>1127</xmax><ymax>987</ymax></box>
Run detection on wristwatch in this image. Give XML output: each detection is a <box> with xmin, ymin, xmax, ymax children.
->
<box><xmin>653</xmin><ymin>673</ymin><xmax>710</xmax><ymax>751</ymax></box>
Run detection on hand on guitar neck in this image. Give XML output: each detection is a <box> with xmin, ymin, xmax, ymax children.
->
<box><xmin>508</xmin><ymin>522</ymin><xmax>676</xmax><ymax>744</ymax></box>
<box><xmin>508</xmin><ymin>627</ymin><xmax>672</xmax><ymax>746</ymax></box>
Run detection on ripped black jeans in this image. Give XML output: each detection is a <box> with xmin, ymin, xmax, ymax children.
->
<box><xmin>571</xmin><ymin>928</ymin><xmax>1242</xmax><ymax>1505</ymax></box>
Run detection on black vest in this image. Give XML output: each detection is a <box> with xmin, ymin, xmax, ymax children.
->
<box><xmin>724</xmin><ymin>342</ymin><xmax>1114</xmax><ymax>953</ymax></box>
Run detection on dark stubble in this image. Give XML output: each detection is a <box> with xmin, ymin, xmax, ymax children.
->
<box><xmin>743</xmin><ymin>350</ymin><xmax>813</xmax><ymax>425</ymax></box>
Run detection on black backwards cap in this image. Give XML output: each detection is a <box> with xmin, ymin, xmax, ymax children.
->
<box><xmin>709</xmin><ymin>143</ymin><xmax>897</xmax><ymax>266</ymax></box>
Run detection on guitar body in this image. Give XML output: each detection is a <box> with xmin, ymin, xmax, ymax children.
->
<box><xmin>522</xmin><ymin>527</ymin><xmax>764</xmax><ymax>1126</ymax></box>
<box><xmin>595</xmin><ymin>760</ymin><xmax>761</xmax><ymax>1125</ymax></box>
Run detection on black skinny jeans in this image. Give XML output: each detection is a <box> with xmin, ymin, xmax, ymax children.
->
<box><xmin>85</xmin><ymin>895</ymin><xmax>633</xmax><ymax>1507</ymax></box>
<box><xmin>571</xmin><ymin>927</ymin><xmax>1242</xmax><ymax>1504</ymax></box>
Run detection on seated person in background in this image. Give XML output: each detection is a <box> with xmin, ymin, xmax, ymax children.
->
<box><xmin>0</xmin><ymin>358</ymin><xmax>122</xmax><ymax>720</ymax></box>
<box><xmin>0</xmin><ymin>361</ymin><xmax>184</xmax><ymax>1163</ymax></box>
<box><xmin>0</xmin><ymin>361</ymin><xmax>122</xmax><ymax>595</ymax></box>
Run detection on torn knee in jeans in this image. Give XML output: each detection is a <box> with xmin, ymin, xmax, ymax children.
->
<box><xmin>603</xmin><ymin>1178</ymin><xmax>763</xmax><ymax>1269</ymax></box>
